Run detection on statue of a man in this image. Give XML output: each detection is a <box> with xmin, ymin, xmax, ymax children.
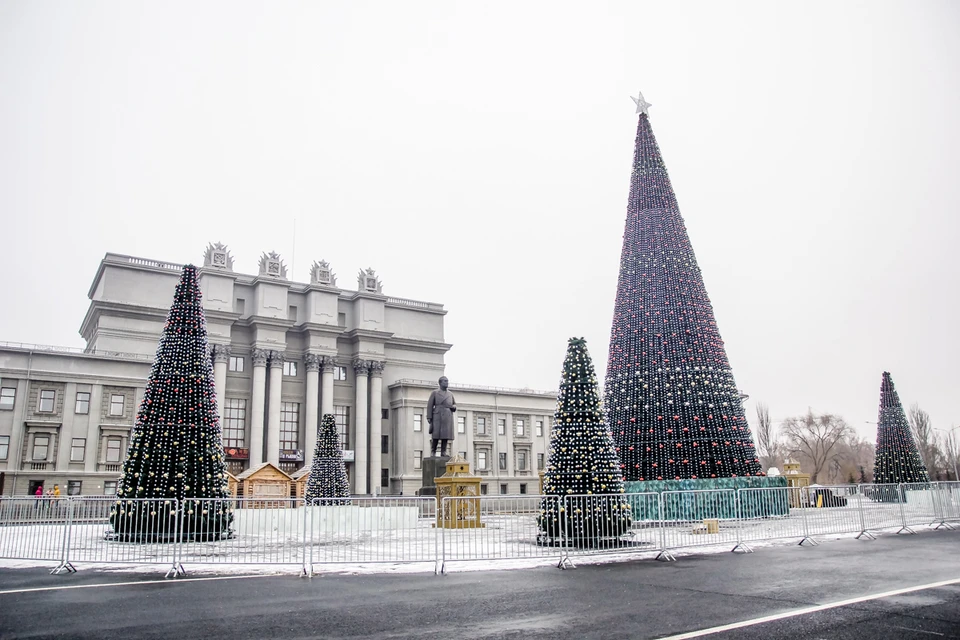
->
<box><xmin>426</xmin><ymin>376</ymin><xmax>456</xmax><ymax>457</ymax></box>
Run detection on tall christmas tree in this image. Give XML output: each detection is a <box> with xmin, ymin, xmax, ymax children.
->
<box><xmin>873</xmin><ymin>371</ymin><xmax>929</xmax><ymax>484</ymax></box>
<box><xmin>305</xmin><ymin>413</ymin><xmax>351</xmax><ymax>505</ymax></box>
<box><xmin>539</xmin><ymin>338</ymin><xmax>632</xmax><ymax>546</ymax></box>
<box><xmin>604</xmin><ymin>93</ymin><xmax>762</xmax><ymax>483</ymax></box>
<box><xmin>110</xmin><ymin>265</ymin><xmax>232</xmax><ymax>541</ymax></box>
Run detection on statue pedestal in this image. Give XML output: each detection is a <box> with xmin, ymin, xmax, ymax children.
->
<box><xmin>416</xmin><ymin>455</ymin><xmax>450</xmax><ymax>497</ymax></box>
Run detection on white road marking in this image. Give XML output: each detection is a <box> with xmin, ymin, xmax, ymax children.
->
<box><xmin>657</xmin><ymin>577</ymin><xmax>960</xmax><ymax>640</ymax></box>
<box><xmin>0</xmin><ymin>573</ymin><xmax>275</xmax><ymax>595</ymax></box>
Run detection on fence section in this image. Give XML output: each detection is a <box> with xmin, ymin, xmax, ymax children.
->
<box><xmin>0</xmin><ymin>497</ymin><xmax>69</xmax><ymax>562</ymax></box>
<box><xmin>659</xmin><ymin>489</ymin><xmax>740</xmax><ymax>553</ymax></box>
<box><xmin>935</xmin><ymin>482</ymin><xmax>960</xmax><ymax>524</ymax></box>
<box><xmin>800</xmin><ymin>485</ymin><xmax>861</xmax><ymax>538</ymax></box>
<box><xmin>736</xmin><ymin>487</ymin><xmax>808</xmax><ymax>545</ymax></box>
<box><xmin>305</xmin><ymin>497</ymin><xmax>438</xmax><ymax>574</ymax></box>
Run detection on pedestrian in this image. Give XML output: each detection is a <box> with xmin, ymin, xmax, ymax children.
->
<box><xmin>34</xmin><ymin>484</ymin><xmax>44</xmax><ymax>509</ymax></box>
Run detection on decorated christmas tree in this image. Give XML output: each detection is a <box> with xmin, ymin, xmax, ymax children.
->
<box><xmin>604</xmin><ymin>94</ymin><xmax>762</xmax><ymax>483</ymax></box>
<box><xmin>110</xmin><ymin>265</ymin><xmax>232</xmax><ymax>541</ymax></box>
<box><xmin>305</xmin><ymin>413</ymin><xmax>351</xmax><ymax>505</ymax></box>
<box><xmin>539</xmin><ymin>338</ymin><xmax>632</xmax><ymax>546</ymax></box>
<box><xmin>873</xmin><ymin>372</ymin><xmax>929</xmax><ymax>485</ymax></box>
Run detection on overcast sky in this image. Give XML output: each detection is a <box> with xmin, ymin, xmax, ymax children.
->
<box><xmin>2</xmin><ymin>1</ymin><xmax>958</xmax><ymax>443</ymax></box>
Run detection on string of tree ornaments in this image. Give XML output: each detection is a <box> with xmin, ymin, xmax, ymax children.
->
<box><xmin>110</xmin><ymin>265</ymin><xmax>233</xmax><ymax>542</ymax></box>
<box><xmin>873</xmin><ymin>371</ymin><xmax>929</xmax><ymax>485</ymax></box>
<box><xmin>604</xmin><ymin>100</ymin><xmax>762</xmax><ymax>483</ymax></box>
<box><xmin>305</xmin><ymin>413</ymin><xmax>351</xmax><ymax>505</ymax></box>
<box><xmin>539</xmin><ymin>338</ymin><xmax>632</xmax><ymax>546</ymax></box>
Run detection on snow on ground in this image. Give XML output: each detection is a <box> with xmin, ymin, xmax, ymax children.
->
<box><xmin>0</xmin><ymin>497</ymin><xmax>950</xmax><ymax>577</ymax></box>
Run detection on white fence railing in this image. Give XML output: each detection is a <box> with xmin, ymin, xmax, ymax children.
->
<box><xmin>1</xmin><ymin>483</ymin><xmax>957</xmax><ymax>576</ymax></box>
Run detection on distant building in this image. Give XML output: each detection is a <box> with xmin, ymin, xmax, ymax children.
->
<box><xmin>0</xmin><ymin>246</ymin><xmax>555</xmax><ymax>497</ymax></box>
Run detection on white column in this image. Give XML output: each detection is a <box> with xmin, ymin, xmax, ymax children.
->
<box><xmin>320</xmin><ymin>357</ymin><xmax>335</xmax><ymax>418</ymax></box>
<box><xmin>211</xmin><ymin>344</ymin><xmax>230</xmax><ymax>421</ymax></box>
<box><xmin>249</xmin><ymin>349</ymin><xmax>268</xmax><ymax>468</ymax></box>
<box><xmin>267</xmin><ymin>351</ymin><xmax>284</xmax><ymax>466</ymax></box>
<box><xmin>304</xmin><ymin>354</ymin><xmax>321</xmax><ymax>467</ymax></box>
<box><xmin>353</xmin><ymin>359</ymin><xmax>369</xmax><ymax>495</ymax></box>
<box><xmin>369</xmin><ymin>361</ymin><xmax>384</xmax><ymax>495</ymax></box>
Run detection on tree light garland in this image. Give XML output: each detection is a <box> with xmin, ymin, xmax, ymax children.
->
<box><xmin>873</xmin><ymin>371</ymin><xmax>929</xmax><ymax>485</ymax></box>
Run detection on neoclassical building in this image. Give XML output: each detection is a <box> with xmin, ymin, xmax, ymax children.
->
<box><xmin>0</xmin><ymin>246</ymin><xmax>556</xmax><ymax>497</ymax></box>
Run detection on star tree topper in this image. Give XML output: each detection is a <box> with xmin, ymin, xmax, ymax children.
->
<box><xmin>631</xmin><ymin>91</ymin><xmax>652</xmax><ymax>115</ymax></box>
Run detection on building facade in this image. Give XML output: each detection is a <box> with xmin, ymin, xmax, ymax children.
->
<box><xmin>0</xmin><ymin>246</ymin><xmax>555</xmax><ymax>496</ymax></box>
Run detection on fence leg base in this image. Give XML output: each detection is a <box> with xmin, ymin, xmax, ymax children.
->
<box><xmin>896</xmin><ymin>526</ymin><xmax>916</xmax><ymax>535</ymax></box>
<box><xmin>656</xmin><ymin>550</ymin><xmax>676</xmax><ymax>562</ymax></box>
<box><xmin>933</xmin><ymin>521</ymin><xmax>955</xmax><ymax>530</ymax></box>
<box><xmin>165</xmin><ymin>563</ymin><xmax>185</xmax><ymax>579</ymax></box>
<box><xmin>557</xmin><ymin>553</ymin><xmax>576</xmax><ymax>570</ymax></box>
<box><xmin>731</xmin><ymin>543</ymin><xmax>753</xmax><ymax>554</ymax></box>
<box><xmin>799</xmin><ymin>537</ymin><xmax>819</xmax><ymax>546</ymax></box>
<box><xmin>856</xmin><ymin>530</ymin><xmax>876</xmax><ymax>540</ymax></box>
<box><xmin>50</xmin><ymin>562</ymin><xmax>76</xmax><ymax>575</ymax></box>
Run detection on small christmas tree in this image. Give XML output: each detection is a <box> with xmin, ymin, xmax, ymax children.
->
<box><xmin>539</xmin><ymin>338</ymin><xmax>632</xmax><ymax>546</ymax></box>
<box><xmin>110</xmin><ymin>265</ymin><xmax>232</xmax><ymax>541</ymax></box>
<box><xmin>874</xmin><ymin>372</ymin><xmax>929</xmax><ymax>485</ymax></box>
<box><xmin>305</xmin><ymin>413</ymin><xmax>351</xmax><ymax>505</ymax></box>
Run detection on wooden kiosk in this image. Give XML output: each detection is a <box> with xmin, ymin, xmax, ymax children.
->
<box><xmin>235</xmin><ymin>462</ymin><xmax>294</xmax><ymax>508</ymax></box>
<box><xmin>782</xmin><ymin>461</ymin><xmax>811</xmax><ymax>508</ymax></box>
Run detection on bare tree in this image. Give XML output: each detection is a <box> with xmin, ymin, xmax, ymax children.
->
<box><xmin>908</xmin><ymin>404</ymin><xmax>940</xmax><ymax>475</ymax></box>
<box><xmin>753</xmin><ymin>402</ymin><xmax>781</xmax><ymax>471</ymax></box>
<box><xmin>780</xmin><ymin>410</ymin><xmax>853</xmax><ymax>484</ymax></box>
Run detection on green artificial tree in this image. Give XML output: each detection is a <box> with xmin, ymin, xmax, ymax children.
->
<box><xmin>110</xmin><ymin>265</ymin><xmax>232</xmax><ymax>541</ymax></box>
<box><xmin>305</xmin><ymin>413</ymin><xmax>351</xmax><ymax>505</ymax></box>
<box><xmin>539</xmin><ymin>338</ymin><xmax>632</xmax><ymax>546</ymax></box>
<box><xmin>874</xmin><ymin>371</ymin><xmax>929</xmax><ymax>485</ymax></box>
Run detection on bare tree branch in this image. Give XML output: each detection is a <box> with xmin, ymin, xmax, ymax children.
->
<box><xmin>780</xmin><ymin>410</ymin><xmax>853</xmax><ymax>484</ymax></box>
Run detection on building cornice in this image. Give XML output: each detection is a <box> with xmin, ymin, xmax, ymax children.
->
<box><xmin>235</xmin><ymin>315</ymin><xmax>296</xmax><ymax>330</ymax></box>
<box><xmin>295</xmin><ymin>323</ymin><xmax>345</xmax><ymax>339</ymax></box>
<box><xmin>387</xmin><ymin>378</ymin><xmax>557</xmax><ymax>398</ymax></box>
<box><xmin>340</xmin><ymin>328</ymin><xmax>395</xmax><ymax>344</ymax></box>
<box><xmin>386</xmin><ymin>336</ymin><xmax>452</xmax><ymax>354</ymax></box>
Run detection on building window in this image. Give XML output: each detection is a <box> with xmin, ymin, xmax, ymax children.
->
<box><xmin>39</xmin><ymin>389</ymin><xmax>56</xmax><ymax>413</ymax></box>
<box><xmin>538</xmin><ymin>453</ymin><xmax>545</xmax><ymax>470</ymax></box>
<box><xmin>457</xmin><ymin>416</ymin><xmax>466</xmax><ymax>434</ymax></box>
<box><xmin>0</xmin><ymin>435</ymin><xmax>9</xmax><ymax>460</ymax></box>
<box><xmin>333</xmin><ymin>366</ymin><xmax>348</xmax><ymax>381</ymax></box>
<box><xmin>477</xmin><ymin>417</ymin><xmax>487</xmax><ymax>435</ymax></box>
<box><xmin>500</xmin><ymin>483</ymin><xmax>508</xmax><ymax>495</ymax></box>
<box><xmin>235</xmin><ymin>298</ymin><xmax>246</xmax><ymax>315</ymax></box>
<box><xmin>75</xmin><ymin>392</ymin><xmax>90</xmax><ymax>414</ymax></box>
<box><xmin>103</xmin><ymin>480</ymin><xmax>117</xmax><ymax>496</ymax></box>
<box><xmin>536</xmin><ymin>420</ymin><xmax>544</xmax><ymax>437</ymax></box>
<box><xmin>109</xmin><ymin>394</ymin><xmax>124</xmax><ymax>416</ymax></box>
<box><xmin>228</xmin><ymin>356</ymin><xmax>244</xmax><ymax>372</ymax></box>
<box><xmin>381</xmin><ymin>408</ymin><xmax>389</xmax><ymax>420</ymax></box>
<box><xmin>334</xmin><ymin>405</ymin><xmax>350</xmax><ymax>449</ymax></box>
<box><xmin>67</xmin><ymin>480</ymin><xmax>82</xmax><ymax>496</ymax></box>
<box><xmin>288</xmin><ymin>305</ymin><xmax>298</xmax><ymax>321</ymax></box>
<box><xmin>106</xmin><ymin>437</ymin><xmax>123</xmax><ymax>463</ymax></box>
<box><xmin>70</xmin><ymin>438</ymin><xmax>86</xmax><ymax>462</ymax></box>
<box><xmin>283</xmin><ymin>361</ymin><xmax>298</xmax><ymax>377</ymax></box>
<box><xmin>517</xmin><ymin>451</ymin><xmax>528</xmax><ymax>471</ymax></box>
<box><xmin>381</xmin><ymin>435</ymin><xmax>389</xmax><ymax>454</ymax></box>
<box><xmin>497</xmin><ymin>418</ymin><xmax>506</xmax><ymax>435</ymax></box>
<box><xmin>414</xmin><ymin>450</ymin><xmax>422</xmax><ymax>470</ymax></box>
<box><xmin>499</xmin><ymin>452</ymin><xmax>507</xmax><ymax>470</ymax></box>
<box><xmin>0</xmin><ymin>387</ymin><xmax>15</xmax><ymax>411</ymax></box>
<box><xmin>413</xmin><ymin>413</ymin><xmax>423</xmax><ymax>432</ymax></box>
<box><xmin>516</xmin><ymin>419</ymin><xmax>525</xmax><ymax>437</ymax></box>
<box><xmin>480</xmin><ymin>484</ymin><xmax>488</xmax><ymax>495</ymax></box>
<box><xmin>477</xmin><ymin>450</ymin><xmax>488</xmax><ymax>470</ymax></box>
<box><xmin>223</xmin><ymin>398</ymin><xmax>246</xmax><ymax>448</ymax></box>
<box><xmin>280</xmin><ymin>402</ymin><xmax>300</xmax><ymax>450</ymax></box>
<box><xmin>381</xmin><ymin>468</ymin><xmax>389</xmax><ymax>488</ymax></box>
<box><xmin>32</xmin><ymin>435</ymin><xmax>50</xmax><ymax>460</ymax></box>
<box><xmin>519</xmin><ymin>483</ymin><xmax>527</xmax><ymax>495</ymax></box>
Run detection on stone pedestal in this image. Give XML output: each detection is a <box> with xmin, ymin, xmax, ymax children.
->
<box><xmin>416</xmin><ymin>456</ymin><xmax>450</xmax><ymax>497</ymax></box>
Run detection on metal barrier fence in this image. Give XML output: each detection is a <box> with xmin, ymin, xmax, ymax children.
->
<box><xmin>2</xmin><ymin>482</ymin><xmax>958</xmax><ymax>576</ymax></box>
<box><xmin>306</xmin><ymin>497</ymin><xmax>438</xmax><ymax>575</ymax></box>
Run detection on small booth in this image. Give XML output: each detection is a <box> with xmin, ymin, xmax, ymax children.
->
<box><xmin>225</xmin><ymin>471</ymin><xmax>239</xmax><ymax>498</ymax></box>
<box><xmin>290</xmin><ymin>466</ymin><xmax>311</xmax><ymax>500</ymax></box>
<box><xmin>435</xmin><ymin>455</ymin><xmax>485</xmax><ymax>529</ymax></box>
<box><xmin>782</xmin><ymin>461</ymin><xmax>811</xmax><ymax>508</ymax></box>
<box><xmin>236</xmin><ymin>462</ymin><xmax>295</xmax><ymax>508</ymax></box>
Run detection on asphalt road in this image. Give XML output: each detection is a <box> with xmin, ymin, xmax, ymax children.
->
<box><xmin>1</xmin><ymin>530</ymin><xmax>958</xmax><ymax>640</ymax></box>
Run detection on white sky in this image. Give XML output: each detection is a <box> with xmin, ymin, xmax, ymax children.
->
<box><xmin>2</xmin><ymin>1</ymin><xmax>958</xmax><ymax>443</ymax></box>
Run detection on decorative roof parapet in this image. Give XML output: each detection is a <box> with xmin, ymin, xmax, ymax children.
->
<box><xmin>258</xmin><ymin>251</ymin><xmax>288</xmax><ymax>279</ymax></box>
<box><xmin>357</xmin><ymin>268</ymin><xmax>383</xmax><ymax>293</ymax></box>
<box><xmin>310</xmin><ymin>260</ymin><xmax>337</xmax><ymax>286</ymax></box>
<box><xmin>203</xmin><ymin>243</ymin><xmax>235</xmax><ymax>270</ymax></box>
